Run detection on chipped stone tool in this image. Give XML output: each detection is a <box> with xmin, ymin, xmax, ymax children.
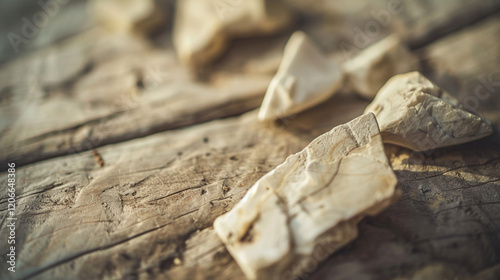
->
<box><xmin>173</xmin><ymin>0</ymin><xmax>292</xmax><ymax>68</ymax></box>
<box><xmin>364</xmin><ymin>71</ymin><xmax>493</xmax><ymax>151</ymax></box>
<box><xmin>214</xmin><ymin>113</ymin><xmax>399</xmax><ymax>280</ymax></box>
<box><xmin>258</xmin><ymin>31</ymin><xmax>344</xmax><ymax>121</ymax></box>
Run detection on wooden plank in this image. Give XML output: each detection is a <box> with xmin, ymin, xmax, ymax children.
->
<box><xmin>0</xmin><ymin>0</ymin><xmax>91</xmax><ymax>64</ymax></box>
<box><xmin>0</xmin><ymin>94</ymin><xmax>368</xmax><ymax>280</ymax></box>
<box><xmin>285</xmin><ymin>0</ymin><xmax>500</xmax><ymax>53</ymax></box>
<box><xmin>3</xmin><ymin>12</ymin><xmax>500</xmax><ymax>280</ymax></box>
<box><xmin>3</xmin><ymin>0</ymin><xmax>499</xmax><ymax>170</ymax></box>
<box><xmin>1</xmin><ymin>5</ymin><xmax>500</xmax><ymax>280</ymax></box>
<box><xmin>0</xmin><ymin>28</ymin><xmax>286</xmax><ymax>170</ymax></box>
<box><xmin>419</xmin><ymin>15</ymin><xmax>500</xmax><ymax>120</ymax></box>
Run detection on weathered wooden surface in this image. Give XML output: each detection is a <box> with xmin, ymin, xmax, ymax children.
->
<box><xmin>285</xmin><ymin>0</ymin><xmax>500</xmax><ymax>57</ymax></box>
<box><xmin>0</xmin><ymin>29</ymin><xmax>280</xmax><ymax>169</ymax></box>
<box><xmin>3</xmin><ymin>0</ymin><xmax>500</xmax><ymax>170</ymax></box>
<box><xmin>1</xmin><ymin>2</ymin><xmax>500</xmax><ymax>280</ymax></box>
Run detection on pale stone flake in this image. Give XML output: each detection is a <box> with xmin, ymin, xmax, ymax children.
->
<box><xmin>365</xmin><ymin>71</ymin><xmax>493</xmax><ymax>151</ymax></box>
<box><xmin>344</xmin><ymin>35</ymin><xmax>420</xmax><ymax>100</ymax></box>
<box><xmin>258</xmin><ymin>31</ymin><xmax>344</xmax><ymax>121</ymax></box>
<box><xmin>214</xmin><ymin>113</ymin><xmax>398</xmax><ymax>280</ymax></box>
<box><xmin>173</xmin><ymin>0</ymin><xmax>292</xmax><ymax>68</ymax></box>
<box><xmin>90</xmin><ymin>0</ymin><xmax>165</xmax><ymax>34</ymax></box>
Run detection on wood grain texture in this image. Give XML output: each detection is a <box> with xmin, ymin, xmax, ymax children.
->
<box><xmin>3</xmin><ymin>0</ymin><xmax>500</xmax><ymax>170</ymax></box>
<box><xmin>1</xmin><ymin>3</ymin><xmax>500</xmax><ymax>280</ymax></box>
<box><xmin>0</xmin><ymin>93</ymin><xmax>367</xmax><ymax>280</ymax></box>
<box><xmin>284</xmin><ymin>0</ymin><xmax>500</xmax><ymax>50</ymax></box>
<box><xmin>0</xmin><ymin>28</ymin><xmax>283</xmax><ymax>170</ymax></box>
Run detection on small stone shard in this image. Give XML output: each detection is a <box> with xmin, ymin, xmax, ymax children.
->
<box><xmin>214</xmin><ymin>113</ymin><xmax>398</xmax><ymax>280</ymax></box>
<box><xmin>344</xmin><ymin>35</ymin><xmax>420</xmax><ymax>100</ymax></box>
<box><xmin>364</xmin><ymin>71</ymin><xmax>493</xmax><ymax>151</ymax></box>
<box><xmin>258</xmin><ymin>31</ymin><xmax>344</xmax><ymax>121</ymax></box>
<box><xmin>173</xmin><ymin>0</ymin><xmax>292</xmax><ymax>68</ymax></box>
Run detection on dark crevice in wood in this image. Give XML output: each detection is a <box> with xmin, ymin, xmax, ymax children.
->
<box><xmin>0</xmin><ymin>95</ymin><xmax>263</xmax><ymax>172</ymax></box>
<box><xmin>443</xmin><ymin>178</ymin><xmax>500</xmax><ymax>191</ymax></box>
<box><xmin>0</xmin><ymin>182</ymin><xmax>64</xmax><ymax>208</ymax></box>
<box><xmin>4</xmin><ymin>10</ymin><xmax>500</xmax><ymax>172</ymax></box>
<box><xmin>409</xmin><ymin>6</ymin><xmax>500</xmax><ymax>50</ymax></box>
<box><xmin>12</xmin><ymin>110</ymin><xmax>128</xmax><ymax>147</ymax></box>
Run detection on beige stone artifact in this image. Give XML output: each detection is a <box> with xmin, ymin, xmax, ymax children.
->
<box><xmin>173</xmin><ymin>0</ymin><xmax>292</xmax><ymax>68</ymax></box>
<box><xmin>365</xmin><ymin>71</ymin><xmax>493</xmax><ymax>151</ymax></box>
<box><xmin>258</xmin><ymin>31</ymin><xmax>344</xmax><ymax>121</ymax></box>
<box><xmin>344</xmin><ymin>35</ymin><xmax>420</xmax><ymax>100</ymax></box>
<box><xmin>89</xmin><ymin>0</ymin><xmax>165</xmax><ymax>34</ymax></box>
<box><xmin>214</xmin><ymin>113</ymin><xmax>399</xmax><ymax>280</ymax></box>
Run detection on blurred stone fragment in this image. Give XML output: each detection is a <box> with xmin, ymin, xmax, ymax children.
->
<box><xmin>89</xmin><ymin>0</ymin><xmax>167</xmax><ymax>34</ymax></box>
<box><xmin>214</xmin><ymin>113</ymin><xmax>398</xmax><ymax>280</ymax></box>
<box><xmin>258</xmin><ymin>31</ymin><xmax>344</xmax><ymax>121</ymax></box>
<box><xmin>344</xmin><ymin>35</ymin><xmax>420</xmax><ymax>100</ymax></box>
<box><xmin>365</xmin><ymin>71</ymin><xmax>493</xmax><ymax>151</ymax></box>
<box><xmin>173</xmin><ymin>0</ymin><xmax>292</xmax><ymax>68</ymax></box>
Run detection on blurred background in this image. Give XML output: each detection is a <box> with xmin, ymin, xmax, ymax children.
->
<box><xmin>1</xmin><ymin>0</ymin><xmax>499</xmax><ymax>167</ymax></box>
<box><xmin>0</xmin><ymin>1</ymin><xmax>499</xmax><ymax>280</ymax></box>
<box><xmin>1</xmin><ymin>0</ymin><xmax>499</xmax><ymax>64</ymax></box>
